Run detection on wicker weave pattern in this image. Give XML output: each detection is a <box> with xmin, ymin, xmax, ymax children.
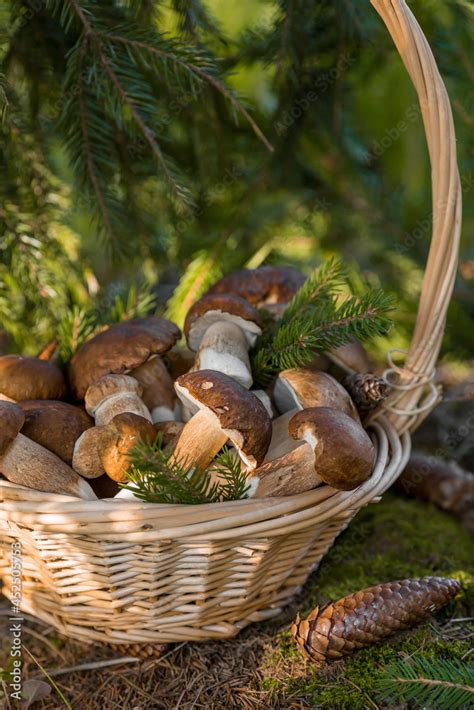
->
<box><xmin>0</xmin><ymin>1</ymin><xmax>461</xmax><ymax>648</ymax></box>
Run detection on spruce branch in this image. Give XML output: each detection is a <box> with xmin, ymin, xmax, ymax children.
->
<box><xmin>376</xmin><ymin>655</ymin><xmax>474</xmax><ymax>710</ymax></box>
<box><xmin>121</xmin><ymin>439</ymin><xmax>249</xmax><ymax>504</ymax></box>
<box><xmin>251</xmin><ymin>261</ymin><xmax>395</xmax><ymax>385</ymax></box>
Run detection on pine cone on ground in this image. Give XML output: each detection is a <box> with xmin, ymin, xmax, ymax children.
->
<box><xmin>394</xmin><ymin>452</ymin><xmax>474</xmax><ymax>534</ymax></box>
<box><xmin>343</xmin><ymin>372</ymin><xmax>390</xmax><ymax>417</ymax></box>
<box><xmin>292</xmin><ymin>577</ymin><xmax>460</xmax><ymax>666</ymax></box>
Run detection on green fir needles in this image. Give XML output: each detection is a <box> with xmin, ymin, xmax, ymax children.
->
<box><xmin>251</xmin><ymin>258</ymin><xmax>395</xmax><ymax>385</ymax></box>
<box><xmin>121</xmin><ymin>437</ymin><xmax>249</xmax><ymax>505</ymax></box>
<box><xmin>376</xmin><ymin>655</ymin><xmax>474</xmax><ymax>709</ymax></box>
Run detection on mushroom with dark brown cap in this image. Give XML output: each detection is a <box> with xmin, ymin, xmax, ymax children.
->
<box><xmin>248</xmin><ymin>444</ymin><xmax>322</xmax><ymax>498</ymax></box>
<box><xmin>131</xmin><ymin>357</ymin><xmax>180</xmax><ymax>423</ymax></box>
<box><xmin>85</xmin><ymin>374</ymin><xmax>152</xmax><ymax>425</ymax></box>
<box><xmin>73</xmin><ymin>412</ymin><xmax>156</xmax><ymax>482</ymax></box>
<box><xmin>273</xmin><ymin>369</ymin><xmax>360</xmax><ymax>422</ymax></box>
<box><xmin>0</xmin><ymin>355</ymin><xmax>66</xmax><ymax>402</ymax></box>
<box><xmin>0</xmin><ymin>401</ymin><xmax>96</xmax><ymax>499</ymax></box>
<box><xmin>288</xmin><ymin>407</ymin><xmax>375</xmax><ymax>491</ymax></box>
<box><xmin>173</xmin><ymin>370</ymin><xmax>272</xmax><ymax>472</ymax></box>
<box><xmin>18</xmin><ymin>400</ymin><xmax>93</xmax><ymax>465</ymax></box>
<box><xmin>68</xmin><ymin>316</ymin><xmax>180</xmax><ymax>400</ymax></box>
<box><xmin>184</xmin><ymin>294</ymin><xmax>262</xmax><ymax>389</ymax></box>
<box><xmin>206</xmin><ymin>265</ymin><xmax>306</xmax><ymax>317</ymax></box>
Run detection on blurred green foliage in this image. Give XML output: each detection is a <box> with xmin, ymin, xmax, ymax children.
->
<box><xmin>0</xmin><ymin>0</ymin><xmax>472</xmax><ymax>361</ymax></box>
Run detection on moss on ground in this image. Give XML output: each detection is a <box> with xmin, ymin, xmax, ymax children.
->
<box><xmin>258</xmin><ymin>493</ymin><xmax>474</xmax><ymax>709</ymax></box>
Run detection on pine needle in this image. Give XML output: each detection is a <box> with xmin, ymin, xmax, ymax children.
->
<box><xmin>251</xmin><ymin>259</ymin><xmax>395</xmax><ymax>385</ymax></box>
<box><xmin>376</xmin><ymin>655</ymin><xmax>474</xmax><ymax>709</ymax></box>
<box><xmin>121</xmin><ymin>438</ymin><xmax>249</xmax><ymax>504</ymax></box>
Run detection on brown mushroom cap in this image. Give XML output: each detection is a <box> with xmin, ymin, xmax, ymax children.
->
<box><xmin>73</xmin><ymin>412</ymin><xmax>156</xmax><ymax>482</ymax></box>
<box><xmin>206</xmin><ymin>266</ymin><xmax>306</xmax><ymax>308</ymax></box>
<box><xmin>0</xmin><ymin>355</ymin><xmax>66</xmax><ymax>401</ymax></box>
<box><xmin>288</xmin><ymin>407</ymin><xmax>375</xmax><ymax>491</ymax></box>
<box><xmin>19</xmin><ymin>400</ymin><xmax>93</xmax><ymax>465</ymax></box>
<box><xmin>184</xmin><ymin>294</ymin><xmax>262</xmax><ymax>351</ymax></box>
<box><xmin>175</xmin><ymin>370</ymin><xmax>272</xmax><ymax>467</ymax></box>
<box><xmin>274</xmin><ymin>369</ymin><xmax>360</xmax><ymax>422</ymax></box>
<box><xmin>100</xmin><ymin>413</ymin><xmax>156</xmax><ymax>482</ymax></box>
<box><xmin>0</xmin><ymin>401</ymin><xmax>25</xmax><ymax>455</ymax></box>
<box><xmin>85</xmin><ymin>374</ymin><xmax>143</xmax><ymax>413</ymax></box>
<box><xmin>68</xmin><ymin>317</ymin><xmax>181</xmax><ymax>400</ymax></box>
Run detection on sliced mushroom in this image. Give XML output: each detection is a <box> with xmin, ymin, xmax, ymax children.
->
<box><xmin>130</xmin><ymin>356</ymin><xmax>180</xmax><ymax>423</ymax></box>
<box><xmin>273</xmin><ymin>368</ymin><xmax>360</xmax><ymax>422</ymax></box>
<box><xmin>68</xmin><ymin>316</ymin><xmax>180</xmax><ymax>400</ymax></box>
<box><xmin>18</xmin><ymin>400</ymin><xmax>93</xmax><ymax>465</ymax></box>
<box><xmin>85</xmin><ymin>374</ymin><xmax>152</xmax><ymax>426</ymax></box>
<box><xmin>174</xmin><ymin>370</ymin><xmax>272</xmax><ymax>471</ymax></box>
<box><xmin>184</xmin><ymin>294</ymin><xmax>262</xmax><ymax>389</ymax></box>
<box><xmin>0</xmin><ymin>402</ymin><xmax>96</xmax><ymax>499</ymax></box>
<box><xmin>0</xmin><ymin>355</ymin><xmax>66</xmax><ymax>402</ymax></box>
<box><xmin>288</xmin><ymin>407</ymin><xmax>375</xmax><ymax>490</ymax></box>
<box><xmin>73</xmin><ymin>412</ymin><xmax>156</xmax><ymax>482</ymax></box>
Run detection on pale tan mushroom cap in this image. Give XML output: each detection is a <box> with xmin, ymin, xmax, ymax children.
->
<box><xmin>85</xmin><ymin>374</ymin><xmax>143</xmax><ymax>412</ymax></box>
<box><xmin>289</xmin><ymin>407</ymin><xmax>375</xmax><ymax>491</ymax></box>
<box><xmin>175</xmin><ymin>370</ymin><xmax>272</xmax><ymax>467</ymax></box>
<box><xmin>274</xmin><ymin>369</ymin><xmax>360</xmax><ymax>422</ymax></box>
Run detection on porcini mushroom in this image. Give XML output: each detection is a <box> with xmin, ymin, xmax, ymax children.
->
<box><xmin>0</xmin><ymin>402</ymin><xmax>96</xmax><ymax>499</ymax></box>
<box><xmin>0</xmin><ymin>355</ymin><xmax>66</xmax><ymax>402</ymax></box>
<box><xmin>130</xmin><ymin>356</ymin><xmax>180</xmax><ymax>423</ymax></box>
<box><xmin>249</xmin><ymin>445</ymin><xmax>322</xmax><ymax>498</ymax></box>
<box><xmin>19</xmin><ymin>400</ymin><xmax>93</xmax><ymax>465</ymax></box>
<box><xmin>173</xmin><ymin>370</ymin><xmax>272</xmax><ymax>471</ymax></box>
<box><xmin>206</xmin><ymin>265</ymin><xmax>306</xmax><ymax>318</ymax></box>
<box><xmin>273</xmin><ymin>369</ymin><xmax>360</xmax><ymax>422</ymax></box>
<box><xmin>73</xmin><ymin>412</ymin><xmax>156</xmax><ymax>482</ymax></box>
<box><xmin>68</xmin><ymin>316</ymin><xmax>180</xmax><ymax>400</ymax></box>
<box><xmin>184</xmin><ymin>294</ymin><xmax>262</xmax><ymax>389</ymax></box>
<box><xmin>327</xmin><ymin>339</ymin><xmax>371</xmax><ymax>375</ymax></box>
<box><xmin>85</xmin><ymin>374</ymin><xmax>152</xmax><ymax>425</ymax></box>
<box><xmin>288</xmin><ymin>407</ymin><xmax>375</xmax><ymax>490</ymax></box>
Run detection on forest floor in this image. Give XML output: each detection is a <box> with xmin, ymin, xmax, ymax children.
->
<box><xmin>1</xmin><ymin>492</ymin><xmax>473</xmax><ymax>710</ymax></box>
<box><xmin>1</xmin><ymin>393</ymin><xmax>473</xmax><ymax>709</ymax></box>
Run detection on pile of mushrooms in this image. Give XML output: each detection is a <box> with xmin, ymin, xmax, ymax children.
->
<box><xmin>0</xmin><ymin>266</ymin><xmax>376</xmax><ymax>501</ymax></box>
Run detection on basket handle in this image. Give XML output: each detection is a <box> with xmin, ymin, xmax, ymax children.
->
<box><xmin>370</xmin><ymin>0</ymin><xmax>462</xmax><ymax>435</ymax></box>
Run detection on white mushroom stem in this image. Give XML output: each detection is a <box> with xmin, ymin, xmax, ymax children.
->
<box><xmin>0</xmin><ymin>393</ymin><xmax>16</xmax><ymax>403</ymax></box>
<box><xmin>0</xmin><ymin>433</ymin><xmax>97</xmax><ymax>499</ymax></box>
<box><xmin>93</xmin><ymin>391</ymin><xmax>152</xmax><ymax>426</ymax></box>
<box><xmin>130</xmin><ymin>357</ymin><xmax>180</xmax><ymax>424</ymax></box>
<box><xmin>195</xmin><ymin>321</ymin><xmax>253</xmax><ymax>389</ymax></box>
<box><xmin>252</xmin><ymin>390</ymin><xmax>274</xmax><ymax>417</ymax></box>
<box><xmin>263</xmin><ymin>409</ymin><xmax>300</xmax><ymax>462</ymax></box>
<box><xmin>169</xmin><ymin>409</ymin><xmax>228</xmax><ymax>472</ymax></box>
<box><xmin>248</xmin><ymin>444</ymin><xmax>321</xmax><ymax>498</ymax></box>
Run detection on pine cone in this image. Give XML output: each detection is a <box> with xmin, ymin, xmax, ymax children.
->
<box><xmin>342</xmin><ymin>373</ymin><xmax>390</xmax><ymax>417</ymax></box>
<box><xmin>292</xmin><ymin>577</ymin><xmax>460</xmax><ymax>665</ymax></box>
<box><xmin>394</xmin><ymin>452</ymin><xmax>474</xmax><ymax>534</ymax></box>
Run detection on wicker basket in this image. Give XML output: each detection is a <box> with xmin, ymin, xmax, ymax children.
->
<box><xmin>0</xmin><ymin>0</ymin><xmax>461</xmax><ymax>648</ymax></box>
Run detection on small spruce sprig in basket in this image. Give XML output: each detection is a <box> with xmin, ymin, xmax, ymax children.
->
<box><xmin>121</xmin><ymin>435</ymin><xmax>249</xmax><ymax>504</ymax></box>
<box><xmin>251</xmin><ymin>258</ymin><xmax>395</xmax><ymax>386</ymax></box>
